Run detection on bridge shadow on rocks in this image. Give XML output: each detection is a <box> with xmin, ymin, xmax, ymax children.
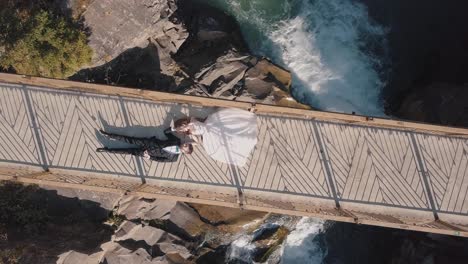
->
<box><xmin>0</xmin><ymin>181</ymin><xmax>114</xmax><ymax>264</ymax></box>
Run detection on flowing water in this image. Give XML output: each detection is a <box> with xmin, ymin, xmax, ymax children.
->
<box><xmin>226</xmin><ymin>216</ymin><xmax>326</xmax><ymax>263</ymax></box>
<box><xmin>280</xmin><ymin>218</ymin><xmax>326</xmax><ymax>263</ymax></box>
<box><xmin>199</xmin><ymin>0</ymin><xmax>389</xmax><ymax>116</ymax></box>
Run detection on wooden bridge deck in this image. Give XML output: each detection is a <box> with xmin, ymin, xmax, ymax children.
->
<box><xmin>0</xmin><ymin>73</ymin><xmax>467</xmax><ymax>237</ymax></box>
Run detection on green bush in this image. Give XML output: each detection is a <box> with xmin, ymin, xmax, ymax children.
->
<box><xmin>0</xmin><ymin>9</ymin><xmax>92</xmax><ymax>78</ymax></box>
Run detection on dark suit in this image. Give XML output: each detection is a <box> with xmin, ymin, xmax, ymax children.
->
<box><xmin>98</xmin><ymin>128</ymin><xmax>181</xmax><ymax>162</ymax></box>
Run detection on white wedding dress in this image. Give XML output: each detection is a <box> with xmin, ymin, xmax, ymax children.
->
<box><xmin>191</xmin><ymin>108</ymin><xmax>257</xmax><ymax>167</ymax></box>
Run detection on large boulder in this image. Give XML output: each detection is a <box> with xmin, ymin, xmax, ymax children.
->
<box><xmin>164</xmin><ymin>202</ymin><xmax>208</xmax><ymax>239</ymax></box>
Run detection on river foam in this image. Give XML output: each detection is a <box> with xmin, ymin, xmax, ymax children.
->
<box><xmin>281</xmin><ymin>217</ymin><xmax>326</xmax><ymax>263</ymax></box>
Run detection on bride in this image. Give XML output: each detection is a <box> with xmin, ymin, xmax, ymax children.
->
<box><xmin>175</xmin><ymin>108</ymin><xmax>258</xmax><ymax>167</ymax></box>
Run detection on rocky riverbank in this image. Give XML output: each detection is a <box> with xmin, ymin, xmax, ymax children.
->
<box><xmin>0</xmin><ymin>181</ymin><xmax>300</xmax><ymax>264</ymax></box>
<box><xmin>70</xmin><ymin>0</ymin><xmax>310</xmax><ymax>109</ymax></box>
<box><xmin>1</xmin><ymin>181</ymin><xmax>298</xmax><ymax>264</ymax></box>
<box><xmin>57</xmin><ymin>195</ymin><xmax>299</xmax><ymax>264</ymax></box>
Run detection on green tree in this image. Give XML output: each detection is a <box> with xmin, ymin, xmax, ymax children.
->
<box><xmin>0</xmin><ymin>9</ymin><xmax>92</xmax><ymax>78</ymax></box>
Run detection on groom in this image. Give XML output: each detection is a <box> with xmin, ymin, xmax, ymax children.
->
<box><xmin>96</xmin><ymin>128</ymin><xmax>193</xmax><ymax>162</ymax></box>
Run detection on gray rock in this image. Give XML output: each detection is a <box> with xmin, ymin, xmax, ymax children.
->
<box><xmin>114</xmin><ymin>221</ymin><xmax>183</xmax><ymax>246</ymax></box>
<box><xmin>197</xmin><ymin>60</ymin><xmax>247</xmax><ymax>88</ymax></box>
<box><xmin>116</xmin><ymin>196</ymin><xmax>177</xmax><ymax>220</ymax></box>
<box><xmin>57</xmin><ymin>251</ymin><xmax>102</xmax><ymax>264</ymax></box>
<box><xmin>212</xmin><ymin>68</ymin><xmax>246</xmax><ymax>98</ymax></box>
<box><xmin>83</xmin><ymin>0</ymin><xmax>182</xmax><ymax>66</ymax></box>
<box><xmin>165</xmin><ymin>202</ymin><xmax>207</xmax><ymax>239</ymax></box>
<box><xmin>157</xmin><ymin>242</ymin><xmax>192</xmax><ymax>260</ymax></box>
<box><xmin>100</xmin><ymin>242</ymin><xmax>157</xmax><ymax>264</ymax></box>
<box><xmin>245</xmin><ymin>77</ymin><xmax>273</xmax><ymax>99</ymax></box>
<box><xmin>195</xmin><ymin>53</ymin><xmax>249</xmax><ymax>97</ymax></box>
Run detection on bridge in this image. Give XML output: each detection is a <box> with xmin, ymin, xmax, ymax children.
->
<box><xmin>0</xmin><ymin>73</ymin><xmax>467</xmax><ymax>237</ymax></box>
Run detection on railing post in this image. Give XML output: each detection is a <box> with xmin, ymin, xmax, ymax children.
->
<box><xmin>409</xmin><ymin>133</ymin><xmax>439</xmax><ymax>221</ymax></box>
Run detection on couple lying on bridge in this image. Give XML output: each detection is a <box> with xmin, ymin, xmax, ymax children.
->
<box><xmin>96</xmin><ymin>108</ymin><xmax>258</xmax><ymax>166</ymax></box>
